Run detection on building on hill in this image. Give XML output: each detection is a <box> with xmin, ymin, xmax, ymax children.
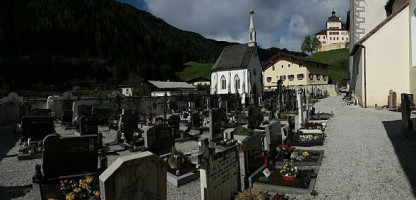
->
<box><xmin>188</xmin><ymin>76</ymin><xmax>211</xmax><ymax>87</ymax></box>
<box><xmin>349</xmin><ymin>0</ymin><xmax>416</xmax><ymax>107</ymax></box>
<box><xmin>315</xmin><ymin>10</ymin><xmax>349</xmax><ymax>52</ymax></box>
<box><xmin>148</xmin><ymin>80</ymin><xmax>196</xmax><ymax>97</ymax></box>
<box><xmin>262</xmin><ymin>53</ymin><xmax>331</xmax><ymax>90</ymax></box>
<box><xmin>210</xmin><ymin>9</ymin><xmax>263</xmax><ymax>104</ymax></box>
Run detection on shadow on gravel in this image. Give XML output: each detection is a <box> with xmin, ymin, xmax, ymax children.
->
<box><xmin>0</xmin><ymin>184</ymin><xmax>32</xmax><ymax>200</ymax></box>
<box><xmin>0</xmin><ymin>124</ymin><xmax>20</xmax><ymax>162</ymax></box>
<box><xmin>383</xmin><ymin>120</ymin><xmax>416</xmax><ymax>197</ymax></box>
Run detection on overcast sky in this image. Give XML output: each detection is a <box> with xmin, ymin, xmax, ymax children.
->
<box><xmin>120</xmin><ymin>0</ymin><xmax>349</xmax><ymax>52</ymax></box>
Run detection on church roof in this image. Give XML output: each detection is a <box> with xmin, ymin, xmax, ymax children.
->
<box><xmin>327</xmin><ymin>16</ymin><xmax>341</xmax><ymax>22</ymax></box>
<box><xmin>211</xmin><ymin>44</ymin><xmax>256</xmax><ymax>72</ymax></box>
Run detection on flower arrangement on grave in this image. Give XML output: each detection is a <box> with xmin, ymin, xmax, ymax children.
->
<box><xmin>218</xmin><ymin>138</ymin><xmax>238</xmax><ymax>147</ymax></box>
<box><xmin>290</xmin><ymin>151</ymin><xmax>310</xmax><ymax>161</ymax></box>
<box><xmin>280</xmin><ymin>160</ymin><xmax>298</xmax><ymax>182</ymax></box>
<box><xmin>233</xmin><ymin>126</ymin><xmax>253</xmax><ymax>136</ymax></box>
<box><xmin>168</xmin><ymin>146</ymin><xmax>184</xmax><ymax>170</ymax></box>
<box><xmin>235</xmin><ymin>188</ymin><xmax>266</xmax><ymax>200</ymax></box>
<box><xmin>276</xmin><ymin>144</ymin><xmax>290</xmax><ymax>159</ymax></box>
<box><xmin>60</xmin><ymin>176</ymin><xmax>100</xmax><ymax>200</ymax></box>
<box><xmin>272</xmin><ymin>193</ymin><xmax>289</xmax><ymax>200</ymax></box>
<box><xmin>303</xmin><ymin>122</ymin><xmax>323</xmax><ymax>130</ymax></box>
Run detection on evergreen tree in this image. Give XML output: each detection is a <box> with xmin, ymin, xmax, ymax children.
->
<box><xmin>301</xmin><ymin>36</ymin><xmax>312</xmax><ymax>54</ymax></box>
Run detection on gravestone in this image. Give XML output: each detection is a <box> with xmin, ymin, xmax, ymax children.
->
<box><xmin>388</xmin><ymin>90</ymin><xmax>397</xmax><ymax>108</ymax></box>
<box><xmin>93</xmin><ymin>107</ymin><xmax>110</xmax><ymax>125</ymax></box>
<box><xmin>248</xmin><ymin>106</ymin><xmax>263</xmax><ymax>129</ymax></box>
<box><xmin>118</xmin><ymin>110</ymin><xmax>139</xmax><ymax>144</ymax></box>
<box><xmin>239</xmin><ymin>134</ymin><xmax>264</xmax><ymax>190</ymax></box>
<box><xmin>209</xmin><ymin>108</ymin><xmax>226</xmax><ymax>142</ymax></box>
<box><xmin>21</xmin><ymin>116</ymin><xmax>55</xmax><ymax>141</ymax></box>
<box><xmin>42</xmin><ymin>134</ymin><xmax>98</xmax><ymax>178</ymax></box>
<box><xmin>142</xmin><ymin>125</ymin><xmax>175</xmax><ymax>155</ymax></box>
<box><xmin>401</xmin><ymin>93</ymin><xmax>416</xmax><ymax>139</ymax></box>
<box><xmin>168</xmin><ymin>115</ymin><xmax>180</xmax><ymax>133</ymax></box>
<box><xmin>30</xmin><ymin>108</ymin><xmax>51</xmax><ymax>116</ymax></box>
<box><xmin>191</xmin><ymin>112</ymin><xmax>201</xmax><ymax>127</ymax></box>
<box><xmin>61</xmin><ymin>110</ymin><xmax>73</xmax><ymax>126</ymax></box>
<box><xmin>78</xmin><ymin>105</ymin><xmax>93</xmax><ymax>117</ymax></box>
<box><xmin>79</xmin><ymin>116</ymin><xmax>99</xmax><ymax>136</ymax></box>
<box><xmin>263</xmin><ymin>120</ymin><xmax>282</xmax><ymax>151</ymax></box>
<box><xmin>193</xmin><ymin>138</ymin><xmax>240</xmax><ymax>200</ymax></box>
<box><xmin>297</xmin><ymin>90</ymin><xmax>304</xmax><ymax>127</ymax></box>
<box><xmin>99</xmin><ymin>152</ymin><xmax>166</xmax><ymax>200</ymax></box>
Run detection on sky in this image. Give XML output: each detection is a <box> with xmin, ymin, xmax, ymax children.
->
<box><xmin>119</xmin><ymin>0</ymin><xmax>349</xmax><ymax>52</ymax></box>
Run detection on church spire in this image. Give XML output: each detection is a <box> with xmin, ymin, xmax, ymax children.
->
<box><xmin>248</xmin><ymin>9</ymin><xmax>256</xmax><ymax>47</ymax></box>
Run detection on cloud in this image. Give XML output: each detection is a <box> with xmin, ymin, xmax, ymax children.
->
<box><xmin>142</xmin><ymin>0</ymin><xmax>349</xmax><ymax>52</ymax></box>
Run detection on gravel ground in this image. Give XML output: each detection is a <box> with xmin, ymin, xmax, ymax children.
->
<box><xmin>1</xmin><ymin>96</ymin><xmax>416</xmax><ymax>199</ymax></box>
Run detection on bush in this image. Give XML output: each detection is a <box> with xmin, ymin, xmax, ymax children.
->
<box><xmin>235</xmin><ymin>188</ymin><xmax>266</xmax><ymax>200</ymax></box>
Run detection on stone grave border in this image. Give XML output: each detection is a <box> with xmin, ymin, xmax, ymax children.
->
<box><xmin>160</xmin><ymin>152</ymin><xmax>200</xmax><ymax>187</ymax></box>
<box><xmin>249</xmin><ymin>165</ymin><xmax>319</xmax><ymax>194</ymax></box>
<box><xmin>275</xmin><ymin>150</ymin><xmax>324</xmax><ymax>167</ymax></box>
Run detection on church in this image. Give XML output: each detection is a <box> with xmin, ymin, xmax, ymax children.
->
<box><xmin>210</xmin><ymin>10</ymin><xmax>263</xmax><ymax>104</ymax></box>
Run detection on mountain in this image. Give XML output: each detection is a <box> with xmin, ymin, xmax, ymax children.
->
<box><xmin>0</xmin><ymin>0</ymin><xmax>307</xmax><ymax>90</ymax></box>
<box><xmin>0</xmin><ymin>0</ymin><xmax>229</xmax><ymax>89</ymax></box>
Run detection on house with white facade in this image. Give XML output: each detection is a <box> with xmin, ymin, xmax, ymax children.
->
<box><xmin>210</xmin><ymin>9</ymin><xmax>263</xmax><ymax>104</ymax></box>
<box><xmin>315</xmin><ymin>10</ymin><xmax>349</xmax><ymax>52</ymax></box>
<box><xmin>349</xmin><ymin>0</ymin><xmax>416</xmax><ymax>107</ymax></box>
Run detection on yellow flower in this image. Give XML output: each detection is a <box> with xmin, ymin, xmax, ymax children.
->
<box><xmin>85</xmin><ymin>176</ymin><xmax>93</xmax><ymax>184</ymax></box>
<box><xmin>66</xmin><ymin>192</ymin><xmax>75</xmax><ymax>200</ymax></box>
<box><xmin>302</xmin><ymin>151</ymin><xmax>310</xmax><ymax>157</ymax></box>
<box><xmin>73</xmin><ymin>188</ymin><xmax>81</xmax><ymax>193</ymax></box>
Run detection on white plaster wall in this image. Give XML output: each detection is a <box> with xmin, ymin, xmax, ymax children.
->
<box><xmin>364</xmin><ymin>7</ymin><xmax>409</xmax><ymax>107</ymax></box>
<box><xmin>247</xmin><ymin>53</ymin><xmax>264</xmax><ymax>97</ymax></box>
<box><xmin>211</xmin><ymin>69</ymin><xmax>249</xmax><ymax>95</ymax></box>
<box><xmin>352</xmin><ymin>48</ymin><xmax>364</xmax><ymax>106</ymax></box>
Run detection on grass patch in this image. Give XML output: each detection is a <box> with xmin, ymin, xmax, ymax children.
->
<box><xmin>308</xmin><ymin>48</ymin><xmax>349</xmax><ymax>85</ymax></box>
<box><xmin>176</xmin><ymin>62</ymin><xmax>212</xmax><ymax>81</ymax></box>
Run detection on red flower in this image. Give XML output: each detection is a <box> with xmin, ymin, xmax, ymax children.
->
<box><xmin>277</xmin><ymin>144</ymin><xmax>288</xmax><ymax>149</ymax></box>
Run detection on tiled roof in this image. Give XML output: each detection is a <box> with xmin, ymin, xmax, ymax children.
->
<box><xmin>262</xmin><ymin>52</ymin><xmax>332</xmax><ymax>70</ymax></box>
<box><xmin>211</xmin><ymin>44</ymin><xmax>256</xmax><ymax>72</ymax></box>
<box><xmin>327</xmin><ymin>16</ymin><xmax>341</xmax><ymax>22</ymax></box>
<box><xmin>148</xmin><ymin>81</ymin><xmax>196</xmax><ymax>89</ymax></box>
<box><xmin>350</xmin><ymin>1</ymin><xmax>409</xmax><ymax>55</ymax></box>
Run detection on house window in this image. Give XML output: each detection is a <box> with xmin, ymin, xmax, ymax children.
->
<box><xmin>309</xmin><ymin>74</ymin><xmax>314</xmax><ymax>80</ymax></box>
<box><xmin>288</xmin><ymin>75</ymin><xmax>294</xmax><ymax>81</ymax></box>
<box><xmin>272</xmin><ymin>66</ymin><xmax>275</xmax><ymax>71</ymax></box>
<box><xmin>288</xmin><ymin>64</ymin><xmax>291</xmax><ymax>68</ymax></box>
<box><xmin>234</xmin><ymin>75</ymin><xmax>240</xmax><ymax>89</ymax></box>
<box><xmin>323</xmin><ymin>75</ymin><xmax>327</xmax><ymax>81</ymax></box>
<box><xmin>221</xmin><ymin>75</ymin><xmax>226</xmax><ymax>90</ymax></box>
<box><xmin>281</xmin><ymin>65</ymin><xmax>284</xmax><ymax>68</ymax></box>
<box><xmin>316</xmin><ymin>75</ymin><xmax>321</xmax><ymax>80</ymax></box>
<box><xmin>267</xmin><ymin>77</ymin><xmax>272</xmax><ymax>82</ymax></box>
<box><xmin>297</xmin><ymin>74</ymin><xmax>304</xmax><ymax>80</ymax></box>
<box><xmin>280</xmin><ymin>75</ymin><xmax>286</xmax><ymax>81</ymax></box>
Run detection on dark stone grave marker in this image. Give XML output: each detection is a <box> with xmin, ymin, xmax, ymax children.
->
<box><xmin>79</xmin><ymin>116</ymin><xmax>99</xmax><ymax>136</ymax></box>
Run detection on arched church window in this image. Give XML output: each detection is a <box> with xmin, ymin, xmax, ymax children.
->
<box><xmin>234</xmin><ymin>75</ymin><xmax>240</xmax><ymax>90</ymax></box>
<box><xmin>221</xmin><ymin>76</ymin><xmax>226</xmax><ymax>90</ymax></box>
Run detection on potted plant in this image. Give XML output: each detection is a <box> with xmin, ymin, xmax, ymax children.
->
<box><xmin>280</xmin><ymin>160</ymin><xmax>298</xmax><ymax>182</ymax></box>
<box><xmin>168</xmin><ymin>146</ymin><xmax>184</xmax><ymax>170</ymax></box>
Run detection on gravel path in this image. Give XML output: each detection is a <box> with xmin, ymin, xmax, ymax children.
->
<box><xmin>289</xmin><ymin>96</ymin><xmax>416</xmax><ymax>200</ymax></box>
<box><xmin>1</xmin><ymin>96</ymin><xmax>416</xmax><ymax>199</ymax></box>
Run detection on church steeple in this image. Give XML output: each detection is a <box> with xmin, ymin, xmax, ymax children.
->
<box><xmin>248</xmin><ymin>9</ymin><xmax>256</xmax><ymax>47</ymax></box>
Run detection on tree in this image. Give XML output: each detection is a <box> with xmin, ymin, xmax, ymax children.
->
<box><xmin>301</xmin><ymin>36</ymin><xmax>312</xmax><ymax>54</ymax></box>
<box><xmin>301</xmin><ymin>35</ymin><xmax>321</xmax><ymax>54</ymax></box>
<box><xmin>311</xmin><ymin>37</ymin><xmax>320</xmax><ymax>53</ymax></box>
